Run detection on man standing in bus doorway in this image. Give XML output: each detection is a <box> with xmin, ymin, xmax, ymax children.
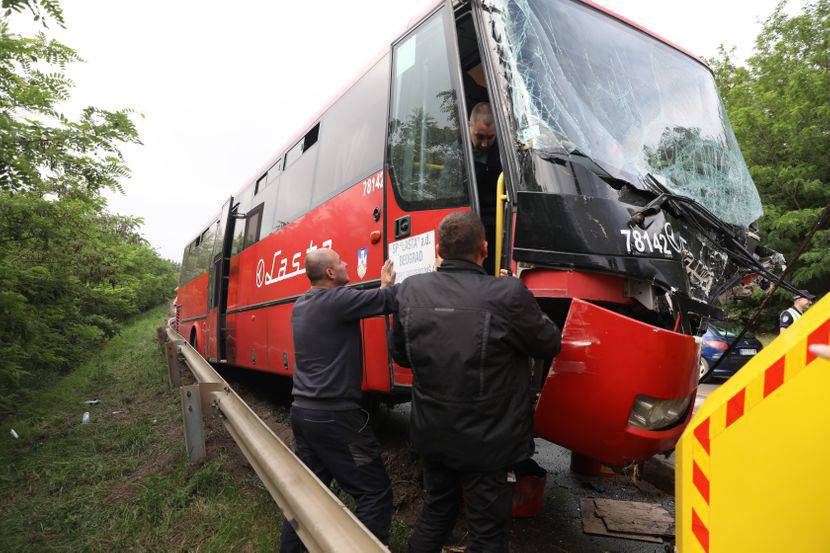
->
<box><xmin>779</xmin><ymin>290</ymin><xmax>815</xmax><ymax>334</ymax></box>
<box><xmin>391</xmin><ymin>212</ymin><xmax>561</xmax><ymax>553</ymax></box>
<box><xmin>280</xmin><ymin>249</ymin><xmax>397</xmax><ymax>552</ymax></box>
<box><xmin>469</xmin><ymin>102</ymin><xmax>502</xmax><ymax>275</ymax></box>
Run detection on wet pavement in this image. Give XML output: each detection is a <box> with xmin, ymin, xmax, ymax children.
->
<box><xmin>509</xmin><ymin>438</ymin><xmax>671</xmax><ymax>552</ymax></box>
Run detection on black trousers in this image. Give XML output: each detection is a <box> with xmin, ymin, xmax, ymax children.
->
<box><xmin>408</xmin><ymin>460</ymin><xmax>514</xmax><ymax>553</ymax></box>
<box><xmin>279</xmin><ymin>406</ymin><xmax>393</xmax><ymax>552</ymax></box>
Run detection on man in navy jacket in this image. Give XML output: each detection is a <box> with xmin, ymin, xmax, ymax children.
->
<box><xmin>280</xmin><ymin>248</ymin><xmax>396</xmax><ymax>552</ymax></box>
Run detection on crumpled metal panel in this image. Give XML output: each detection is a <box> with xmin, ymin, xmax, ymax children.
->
<box><xmin>484</xmin><ymin>0</ymin><xmax>763</xmax><ymax>228</ymax></box>
<box><xmin>534</xmin><ymin>299</ymin><xmax>700</xmax><ymax>464</ymax></box>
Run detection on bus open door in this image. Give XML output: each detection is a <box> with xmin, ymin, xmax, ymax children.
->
<box><xmin>206</xmin><ymin>196</ymin><xmax>235</xmax><ymax>362</ymax></box>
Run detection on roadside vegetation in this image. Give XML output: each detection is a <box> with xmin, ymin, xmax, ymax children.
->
<box><xmin>0</xmin><ymin>1</ymin><xmax>178</xmax><ymax>413</ymax></box>
<box><xmin>0</xmin><ymin>305</ymin><xmax>283</xmax><ymax>551</ymax></box>
<box><xmin>714</xmin><ymin>0</ymin><xmax>830</xmax><ymax>329</ymax></box>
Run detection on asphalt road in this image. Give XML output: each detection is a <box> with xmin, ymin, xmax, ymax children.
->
<box><xmin>381</xmin><ymin>391</ymin><xmax>719</xmax><ymax>552</ymax></box>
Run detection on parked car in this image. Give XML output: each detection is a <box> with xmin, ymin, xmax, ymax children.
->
<box><xmin>699</xmin><ymin>321</ymin><xmax>763</xmax><ymax>382</ymax></box>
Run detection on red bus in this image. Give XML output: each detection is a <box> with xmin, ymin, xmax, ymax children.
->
<box><xmin>176</xmin><ymin>0</ymin><xmax>771</xmax><ymax>465</ymax></box>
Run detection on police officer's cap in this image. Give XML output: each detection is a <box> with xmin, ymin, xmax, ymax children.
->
<box><xmin>793</xmin><ymin>290</ymin><xmax>815</xmax><ymax>302</ymax></box>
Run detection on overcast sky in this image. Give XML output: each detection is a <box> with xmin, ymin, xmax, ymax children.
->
<box><xmin>16</xmin><ymin>0</ymin><xmax>798</xmax><ymax>261</ymax></box>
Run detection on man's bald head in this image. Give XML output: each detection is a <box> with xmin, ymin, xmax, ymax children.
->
<box><xmin>305</xmin><ymin>248</ymin><xmax>349</xmax><ymax>287</ymax></box>
<box><xmin>469</xmin><ymin>102</ymin><xmax>496</xmax><ymax>151</ymax></box>
<box><xmin>470</xmin><ymin>102</ymin><xmax>494</xmax><ymax>127</ymax></box>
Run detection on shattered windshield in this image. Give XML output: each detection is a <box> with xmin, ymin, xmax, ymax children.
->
<box><xmin>485</xmin><ymin>0</ymin><xmax>763</xmax><ymax>227</ymax></box>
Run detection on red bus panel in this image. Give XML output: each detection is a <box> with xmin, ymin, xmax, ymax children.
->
<box><xmin>178</xmin><ymin>272</ymin><xmax>209</xmax><ymax>322</ymax></box>
<box><xmin>361</xmin><ymin>317</ymin><xmax>391</xmax><ymax>392</ymax></box>
<box><xmin>266</xmin><ymin>303</ymin><xmax>295</xmax><ymax>376</ymax></box>
<box><xmin>226</xmin><ymin>171</ymin><xmax>384</xmax><ymax>374</ymax></box>
<box><xmin>534</xmin><ymin>298</ymin><xmax>699</xmax><ymax>465</ymax></box>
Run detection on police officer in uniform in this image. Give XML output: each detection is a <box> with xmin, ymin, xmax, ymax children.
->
<box><xmin>779</xmin><ymin>290</ymin><xmax>815</xmax><ymax>334</ymax></box>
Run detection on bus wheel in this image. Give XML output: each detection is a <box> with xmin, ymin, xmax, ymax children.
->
<box><xmin>189</xmin><ymin>329</ymin><xmax>198</xmax><ymax>352</ymax></box>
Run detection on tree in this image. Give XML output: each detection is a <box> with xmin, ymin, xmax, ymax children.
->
<box><xmin>1</xmin><ymin>2</ymin><xmax>138</xmax><ymax>197</ymax></box>
<box><xmin>0</xmin><ymin>2</ymin><xmax>178</xmax><ymax>413</ymax></box>
<box><xmin>712</xmin><ymin>0</ymin><xmax>830</xmax><ymax>328</ymax></box>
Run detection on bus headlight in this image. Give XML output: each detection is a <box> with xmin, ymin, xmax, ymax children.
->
<box><xmin>627</xmin><ymin>394</ymin><xmax>692</xmax><ymax>430</ymax></box>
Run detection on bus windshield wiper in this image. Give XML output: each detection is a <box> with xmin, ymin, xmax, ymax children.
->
<box><xmin>538</xmin><ymin>149</ymin><xmax>629</xmax><ymax>189</ymax></box>
<box><xmin>641</xmin><ymin>173</ymin><xmax>803</xmax><ymax>297</ymax></box>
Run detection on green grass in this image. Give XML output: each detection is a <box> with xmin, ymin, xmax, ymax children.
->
<box><xmin>0</xmin><ymin>305</ymin><xmax>281</xmax><ymax>552</ymax></box>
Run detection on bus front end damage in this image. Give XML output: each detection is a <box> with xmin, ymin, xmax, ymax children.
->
<box><xmin>477</xmin><ymin>0</ymin><xmax>782</xmax><ymax>464</ymax></box>
<box><xmin>534</xmin><ymin>298</ymin><xmax>698</xmax><ymax>465</ymax></box>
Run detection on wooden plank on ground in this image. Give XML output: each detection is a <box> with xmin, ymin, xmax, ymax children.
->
<box><xmin>593</xmin><ymin>498</ymin><xmax>674</xmax><ymax>536</ymax></box>
<box><xmin>580</xmin><ymin>498</ymin><xmax>663</xmax><ymax>544</ymax></box>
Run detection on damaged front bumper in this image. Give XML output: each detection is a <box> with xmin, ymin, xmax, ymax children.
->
<box><xmin>534</xmin><ymin>298</ymin><xmax>700</xmax><ymax>465</ymax></box>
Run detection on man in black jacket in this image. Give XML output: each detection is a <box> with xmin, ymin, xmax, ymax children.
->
<box><xmin>391</xmin><ymin>212</ymin><xmax>561</xmax><ymax>552</ymax></box>
<box><xmin>280</xmin><ymin>248</ymin><xmax>397</xmax><ymax>552</ymax></box>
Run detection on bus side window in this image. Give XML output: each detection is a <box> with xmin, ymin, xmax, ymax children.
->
<box><xmin>284</xmin><ymin>139</ymin><xmax>304</xmax><ymax>169</ymax></box>
<box><xmin>312</xmin><ymin>56</ymin><xmax>389</xmax><ymax>207</ymax></box>
<box><xmin>196</xmin><ymin>223</ymin><xmax>217</xmax><ymax>277</ymax></box>
<box><xmin>180</xmin><ymin>239</ymin><xmax>199</xmax><ymax>285</ymax></box>
<box><xmin>387</xmin><ymin>10</ymin><xmax>469</xmax><ymax>211</ymax></box>
<box><xmin>255</xmin><ymin>173</ymin><xmax>267</xmax><ymax>195</ymax></box>
<box><xmin>275</xmin><ymin>125</ymin><xmax>319</xmax><ymax>225</ymax></box>
<box><xmin>243</xmin><ymin>203</ymin><xmax>264</xmax><ymax>249</ymax></box>
<box><xmin>257</xmin><ymin>158</ymin><xmax>282</xmax><ymax>196</ymax></box>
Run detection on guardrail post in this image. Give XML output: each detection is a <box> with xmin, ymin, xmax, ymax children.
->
<box><xmin>164</xmin><ymin>341</ymin><xmax>183</xmax><ymax>388</ymax></box>
<box><xmin>180</xmin><ymin>384</ymin><xmax>206</xmax><ymax>464</ymax></box>
<box><xmin>156</xmin><ymin>326</ymin><xmax>166</xmax><ymax>349</ymax></box>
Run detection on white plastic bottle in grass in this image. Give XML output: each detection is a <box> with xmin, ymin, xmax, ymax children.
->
<box><xmin>82</xmin><ymin>412</ymin><xmax>90</xmax><ymax>424</ymax></box>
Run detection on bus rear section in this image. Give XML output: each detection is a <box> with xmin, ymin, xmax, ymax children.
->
<box><xmin>177</xmin><ymin>222</ymin><xmax>218</xmax><ymax>356</ymax></box>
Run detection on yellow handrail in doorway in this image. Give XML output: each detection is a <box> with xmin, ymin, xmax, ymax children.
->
<box><xmin>494</xmin><ymin>172</ymin><xmax>508</xmax><ymax>276</ymax></box>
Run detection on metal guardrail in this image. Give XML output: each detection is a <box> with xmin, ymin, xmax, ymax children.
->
<box><xmin>159</xmin><ymin>325</ymin><xmax>388</xmax><ymax>553</ymax></box>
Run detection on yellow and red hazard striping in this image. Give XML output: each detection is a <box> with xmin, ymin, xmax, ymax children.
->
<box><xmin>687</xmin><ymin>318</ymin><xmax>830</xmax><ymax>552</ymax></box>
<box><xmin>691</xmin><ymin>508</ymin><xmax>709</xmax><ymax>553</ymax></box>
<box><xmin>691</xmin><ymin>461</ymin><xmax>709</xmax><ymax>503</ymax></box>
